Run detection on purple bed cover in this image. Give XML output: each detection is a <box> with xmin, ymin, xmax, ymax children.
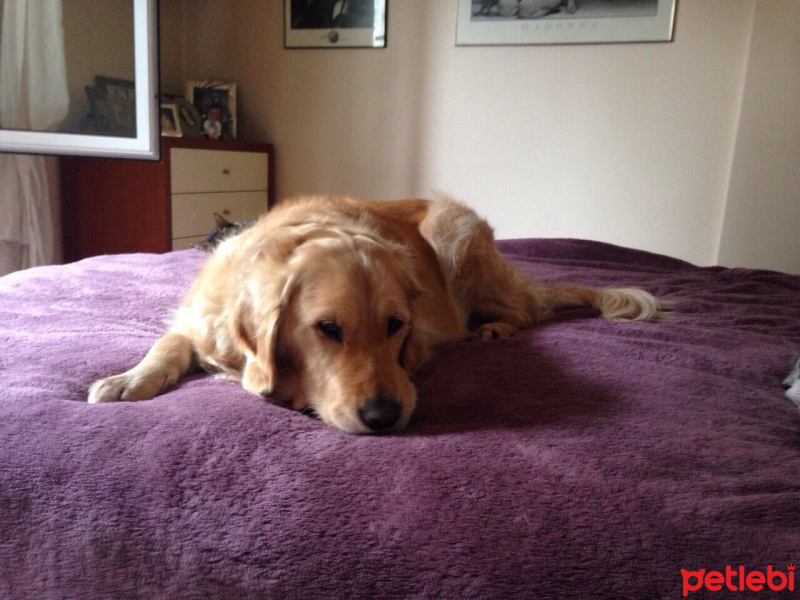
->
<box><xmin>1</xmin><ymin>238</ymin><xmax>799</xmax><ymax>599</ymax></box>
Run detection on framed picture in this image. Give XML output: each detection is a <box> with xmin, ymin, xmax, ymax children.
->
<box><xmin>456</xmin><ymin>0</ymin><xmax>676</xmax><ymax>46</ymax></box>
<box><xmin>186</xmin><ymin>81</ymin><xmax>237</xmax><ymax>141</ymax></box>
<box><xmin>83</xmin><ymin>85</ymin><xmax>112</xmax><ymax>134</ymax></box>
<box><xmin>285</xmin><ymin>0</ymin><xmax>386</xmax><ymax>48</ymax></box>
<box><xmin>160</xmin><ymin>103</ymin><xmax>182</xmax><ymax>137</ymax></box>
<box><xmin>92</xmin><ymin>75</ymin><xmax>137</xmax><ymax>136</ymax></box>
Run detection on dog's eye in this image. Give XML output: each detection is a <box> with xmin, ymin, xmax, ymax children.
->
<box><xmin>317</xmin><ymin>320</ymin><xmax>343</xmax><ymax>343</ymax></box>
<box><xmin>387</xmin><ymin>316</ymin><xmax>404</xmax><ymax>337</ymax></box>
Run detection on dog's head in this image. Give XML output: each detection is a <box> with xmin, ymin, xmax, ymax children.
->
<box><xmin>231</xmin><ymin>225</ymin><xmax>423</xmax><ymax>434</ymax></box>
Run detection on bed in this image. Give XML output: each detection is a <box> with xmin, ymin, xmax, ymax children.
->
<box><xmin>1</xmin><ymin>238</ymin><xmax>799</xmax><ymax>599</ymax></box>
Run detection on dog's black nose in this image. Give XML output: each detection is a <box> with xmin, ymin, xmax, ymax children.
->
<box><xmin>359</xmin><ymin>394</ymin><xmax>401</xmax><ymax>431</ymax></box>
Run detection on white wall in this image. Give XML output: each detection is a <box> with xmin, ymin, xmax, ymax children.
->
<box><xmin>717</xmin><ymin>0</ymin><xmax>800</xmax><ymax>273</ymax></box>
<box><xmin>165</xmin><ymin>0</ymin><xmax>799</xmax><ymax>271</ymax></box>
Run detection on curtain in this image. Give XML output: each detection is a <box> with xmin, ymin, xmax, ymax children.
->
<box><xmin>0</xmin><ymin>0</ymin><xmax>69</xmax><ymax>276</ymax></box>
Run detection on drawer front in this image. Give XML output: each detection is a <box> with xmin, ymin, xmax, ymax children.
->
<box><xmin>171</xmin><ymin>191</ymin><xmax>268</xmax><ymax>239</ymax></box>
<box><xmin>171</xmin><ymin>148</ymin><xmax>269</xmax><ymax>194</ymax></box>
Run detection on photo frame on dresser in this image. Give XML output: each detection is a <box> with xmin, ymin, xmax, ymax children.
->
<box><xmin>456</xmin><ymin>0</ymin><xmax>676</xmax><ymax>46</ymax></box>
<box><xmin>285</xmin><ymin>0</ymin><xmax>387</xmax><ymax>48</ymax></box>
<box><xmin>159</xmin><ymin>104</ymin><xmax>182</xmax><ymax>137</ymax></box>
<box><xmin>186</xmin><ymin>81</ymin><xmax>237</xmax><ymax>141</ymax></box>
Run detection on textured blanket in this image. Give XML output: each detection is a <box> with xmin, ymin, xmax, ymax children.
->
<box><xmin>1</xmin><ymin>239</ymin><xmax>799</xmax><ymax>599</ymax></box>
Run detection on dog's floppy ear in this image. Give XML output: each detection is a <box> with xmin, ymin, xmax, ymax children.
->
<box><xmin>233</xmin><ymin>296</ymin><xmax>282</xmax><ymax>397</ymax></box>
<box><xmin>230</xmin><ymin>232</ymin><xmax>302</xmax><ymax>397</ymax></box>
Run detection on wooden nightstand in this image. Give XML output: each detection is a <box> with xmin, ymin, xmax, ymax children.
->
<box><xmin>60</xmin><ymin>137</ymin><xmax>274</xmax><ymax>262</ymax></box>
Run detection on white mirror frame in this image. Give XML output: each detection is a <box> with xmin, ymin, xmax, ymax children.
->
<box><xmin>0</xmin><ymin>0</ymin><xmax>160</xmax><ymax>160</ymax></box>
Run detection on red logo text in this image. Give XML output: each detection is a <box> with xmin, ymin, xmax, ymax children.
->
<box><xmin>681</xmin><ymin>565</ymin><xmax>795</xmax><ymax>596</ymax></box>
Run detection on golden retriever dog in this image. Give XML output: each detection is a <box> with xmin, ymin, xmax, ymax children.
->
<box><xmin>89</xmin><ymin>195</ymin><xmax>669</xmax><ymax>434</ymax></box>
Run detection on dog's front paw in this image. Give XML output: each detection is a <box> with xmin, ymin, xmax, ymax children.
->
<box><xmin>87</xmin><ymin>371</ymin><xmax>167</xmax><ymax>404</ymax></box>
<box><xmin>473</xmin><ymin>322</ymin><xmax>518</xmax><ymax>341</ymax></box>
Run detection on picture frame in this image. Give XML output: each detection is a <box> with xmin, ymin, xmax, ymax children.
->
<box><xmin>456</xmin><ymin>0</ymin><xmax>676</xmax><ymax>46</ymax></box>
<box><xmin>285</xmin><ymin>0</ymin><xmax>386</xmax><ymax>48</ymax></box>
<box><xmin>83</xmin><ymin>85</ymin><xmax>112</xmax><ymax>134</ymax></box>
<box><xmin>185</xmin><ymin>81</ymin><xmax>237</xmax><ymax>141</ymax></box>
<box><xmin>92</xmin><ymin>75</ymin><xmax>137</xmax><ymax>137</ymax></box>
<box><xmin>159</xmin><ymin>103</ymin><xmax>182</xmax><ymax>137</ymax></box>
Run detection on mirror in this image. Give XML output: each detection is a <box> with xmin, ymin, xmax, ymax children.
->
<box><xmin>0</xmin><ymin>0</ymin><xmax>159</xmax><ymax>160</ymax></box>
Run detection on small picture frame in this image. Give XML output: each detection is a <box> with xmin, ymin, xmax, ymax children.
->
<box><xmin>285</xmin><ymin>0</ymin><xmax>386</xmax><ymax>48</ymax></box>
<box><xmin>456</xmin><ymin>0</ymin><xmax>676</xmax><ymax>46</ymax></box>
<box><xmin>185</xmin><ymin>81</ymin><xmax>237</xmax><ymax>141</ymax></box>
<box><xmin>160</xmin><ymin>103</ymin><xmax>182</xmax><ymax>137</ymax></box>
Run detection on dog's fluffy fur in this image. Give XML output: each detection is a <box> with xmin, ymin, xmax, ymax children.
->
<box><xmin>89</xmin><ymin>196</ymin><xmax>670</xmax><ymax>434</ymax></box>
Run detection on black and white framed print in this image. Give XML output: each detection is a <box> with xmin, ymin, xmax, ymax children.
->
<box><xmin>456</xmin><ymin>0</ymin><xmax>676</xmax><ymax>46</ymax></box>
<box><xmin>285</xmin><ymin>0</ymin><xmax>387</xmax><ymax>48</ymax></box>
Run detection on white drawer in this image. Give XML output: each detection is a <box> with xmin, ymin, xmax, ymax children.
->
<box><xmin>171</xmin><ymin>191</ymin><xmax>267</xmax><ymax>239</ymax></box>
<box><xmin>171</xmin><ymin>148</ymin><xmax>268</xmax><ymax>194</ymax></box>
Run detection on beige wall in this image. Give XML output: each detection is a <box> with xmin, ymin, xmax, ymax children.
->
<box><xmin>161</xmin><ymin>0</ymin><xmax>799</xmax><ymax>272</ymax></box>
<box><xmin>717</xmin><ymin>0</ymin><xmax>800</xmax><ymax>273</ymax></box>
<box><xmin>159</xmin><ymin>0</ymin><xmax>185</xmax><ymax>97</ymax></box>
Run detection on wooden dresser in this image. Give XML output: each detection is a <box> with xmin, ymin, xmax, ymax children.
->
<box><xmin>60</xmin><ymin>137</ymin><xmax>274</xmax><ymax>262</ymax></box>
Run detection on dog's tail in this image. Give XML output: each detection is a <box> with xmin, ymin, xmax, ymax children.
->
<box><xmin>539</xmin><ymin>285</ymin><xmax>672</xmax><ymax>322</ymax></box>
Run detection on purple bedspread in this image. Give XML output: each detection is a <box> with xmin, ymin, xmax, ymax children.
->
<box><xmin>1</xmin><ymin>239</ymin><xmax>799</xmax><ymax>599</ymax></box>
